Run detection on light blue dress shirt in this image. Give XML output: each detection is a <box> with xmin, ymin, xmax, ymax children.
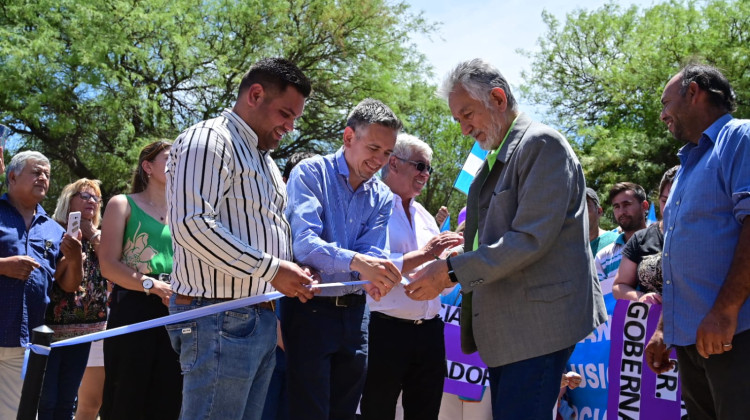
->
<box><xmin>662</xmin><ymin>114</ymin><xmax>750</xmax><ymax>346</ymax></box>
<box><xmin>285</xmin><ymin>148</ymin><xmax>393</xmax><ymax>296</ymax></box>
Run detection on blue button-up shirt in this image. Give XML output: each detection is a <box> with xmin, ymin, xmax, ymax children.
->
<box><xmin>662</xmin><ymin>114</ymin><xmax>750</xmax><ymax>346</ymax></box>
<box><xmin>0</xmin><ymin>194</ymin><xmax>65</xmax><ymax>347</ymax></box>
<box><xmin>286</xmin><ymin>148</ymin><xmax>392</xmax><ymax>296</ymax></box>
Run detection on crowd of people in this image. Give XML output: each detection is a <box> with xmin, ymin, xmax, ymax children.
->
<box><xmin>0</xmin><ymin>57</ymin><xmax>748</xmax><ymax>420</ymax></box>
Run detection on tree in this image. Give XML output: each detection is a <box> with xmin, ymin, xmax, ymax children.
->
<box><xmin>520</xmin><ymin>0</ymin><xmax>750</xmax><ymax>224</ymax></box>
<box><xmin>0</xmin><ymin>0</ymin><xmax>437</xmax><ymax>206</ymax></box>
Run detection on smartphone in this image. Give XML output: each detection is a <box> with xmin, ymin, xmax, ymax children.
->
<box><xmin>67</xmin><ymin>211</ymin><xmax>81</xmax><ymax>237</ymax></box>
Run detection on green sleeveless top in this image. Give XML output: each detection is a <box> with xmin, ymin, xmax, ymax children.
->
<box><xmin>121</xmin><ymin>195</ymin><xmax>173</xmax><ymax>275</ymax></box>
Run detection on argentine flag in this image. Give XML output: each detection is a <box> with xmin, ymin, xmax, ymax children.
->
<box><xmin>453</xmin><ymin>142</ymin><xmax>488</xmax><ymax>195</ymax></box>
<box><xmin>646</xmin><ymin>202</ymin><xmax>658</xmax><ymax>225</ymax></box>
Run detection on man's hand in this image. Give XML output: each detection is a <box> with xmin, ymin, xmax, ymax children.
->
<box><xmin>404</xmin><ymin>259</ymin><xmax>452</xmax><ymax>301</ymax></box>
<box><xmin>0</xmin><ymin>255</ymin><xmax>41</xmax><ymax>280</ymax></box>
<box><xmin>645</xmin><ymin>325</ymin><xmax>675</xmax><ymax>374</ymax></box>
<box><xmin>421</xmin><ymin>231</ymin><xmax>464</xmax><ymax>260</ymax></box>
<box><xmin>561</xmin><ymin>371</ymin><xmax>582</xmax><ymax>390</ymax></box>
<box><xmin>362</xmin><ymin>282</ymin><xmax>382</xmax><ymax>302</ymax></box>
<box><xmin>60</xmin><ymin>232</ymin><xmax>83</xmax><ymax>261</ymax></box>
<box><xmin>271</xmin><ymin>260</ymin><xmax>316</xmax><ymax>302</ymax></box>
<box><xmin>350</xmin><ymin>253</ymin><xmax>400</xmax><ymax>297</ymax></box>
<box><xmin>695</xmin><ymin>307</ymin><xmax>738</xmax><ymax>358</ymax></box>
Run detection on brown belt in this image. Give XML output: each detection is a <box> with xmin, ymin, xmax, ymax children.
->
<box><xmin>174</xmin><ymin>294</ymin><xmax>275</xmax><ymax>311</ymax></box>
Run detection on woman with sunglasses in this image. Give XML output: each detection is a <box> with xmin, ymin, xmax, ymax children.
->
<box><xmin>38</xmin><ymin>179</ymin><xmax>108</xmax><ymax>420</ymax></box>
<box><xmin>98</xmin><ymin>140</ymin><xmax>181</xmax><ymax>419</ymax></box>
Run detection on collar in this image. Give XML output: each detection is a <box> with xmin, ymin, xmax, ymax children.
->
<box><xmin>0</xmin><ymin>193</ymin><xmax>48</xmax><ymax>217</ymax></box>
<box><xmin>702</xmin><ymin>113</ymin><xmax>733</xmax><ymax>144</ymax></box>
<box><xmin>495</xmin><ymin>112</ymin><xmax>530</xmax><ymax>165</ymax></box>
<box><xmin>222</xmin><ymin>108</ymin><xmax>262</xmax><ymax>151</ymax></box>
<box><xmin>678</xmin><ymin>113</ymin><xmax>733</xmax><ymax>159</ymax></box>
<box><xmin>391</xmin><ymin>193</ymin><xmax>415</xmax><ymax>209</ymax></box>
<box><xmin>486</xmin><ymin>115</ymin><xmax>519</xmax><ymax>170</ymax></box>
<box><xmin>615</xmin><ymin>232</ymin><xmax>627</xmax><ymax>245</ymax></box>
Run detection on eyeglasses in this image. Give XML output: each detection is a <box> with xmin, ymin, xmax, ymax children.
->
<box><xmin>74</xmin><ymin>192</ymin><xmax>102</xmax><ymax>203</ymax></box>
<box><xmin>394</xmin><ymin>156</ymin><xmax>433</xmax><ymax>175</ymax></box>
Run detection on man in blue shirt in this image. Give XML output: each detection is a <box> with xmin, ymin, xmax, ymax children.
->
<box><xmin>0</xmin><ymin>151</ymin><xmax>83</xmax><ymax>417</ymax></box>
<box><xmin>281</xmin><ymin>98</ymin><xmax>403</xmax><ymax>420</ymax></box>
<box><xmin>646</xmin><ymin>63</ymin><xmax>750</xmax><ymax>420</ymax></box>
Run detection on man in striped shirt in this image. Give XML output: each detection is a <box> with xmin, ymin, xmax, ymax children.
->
<box><xmin>165</xmin><ymin>58</ymin><xmax>315</xmax><ymax>420</ymax></box>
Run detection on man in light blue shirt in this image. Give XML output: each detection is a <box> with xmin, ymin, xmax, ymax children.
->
<box><xmin>646</xmin><ymin>63</ymin><xmax>750</xmax><ymax>420</ymax></box>
<box><xmin>280</xmin><ymin>98</ymin><xmax>403</xmax><ymax>420</ymax></box>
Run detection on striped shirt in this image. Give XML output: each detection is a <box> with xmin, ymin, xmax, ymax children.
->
<box><xmin>166</xmin><ymin>109</ymin><xmax>290</xmax><ymax>298</ymax></box>
<box><xmin>593</xmin><ymin>233</ymin><xmax>626</xmax><ymax>296</ymax></box>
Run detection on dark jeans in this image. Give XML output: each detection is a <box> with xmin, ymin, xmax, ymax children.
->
<box><xmin>676</xmin><ymin>328</ymin><xmax>750</xmax><ymax>420</ymax></box>
<box><xmin>488</xmin><ymin>345</ymin><xmax>574</xmax><ymax>420</ymax></box>
<box><xmin>279</xmin><ymin>296</ymin><xmax>369</xmax><ymax>420</ymax></box>
<box><xmin>38</xmin><ymin>342</ymin><xmax>91</xmax><ymax>420</ymax></box>
<box><xmin>101</xmin><ymin>288</ymin><xmax>182</xmax><ymax>420</ymax></box>
<box><xmin>360</xmin><ymin>312</ymin><xmax>445</xmax><ymax>420</ymax></box>
<box><xmin>261</xmin><ymin>347</ymin><xmax>289</xmax><ymax>420</ymax></box>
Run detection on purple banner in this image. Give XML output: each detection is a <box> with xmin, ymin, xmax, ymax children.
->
<box><xmin>607</xmin><ymin>300</ymin><xmax>686</xmax><ymax>420</ymax></box>
<box><xmin>440</xmin><ymin>304</ymin><xmax>488</xmax><ymax>399</ymax></box>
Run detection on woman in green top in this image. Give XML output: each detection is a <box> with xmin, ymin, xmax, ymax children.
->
<box><xmin>98</xmin><ymin>140</ymin><xmax>181</xmax><ymax>420</ymax></box>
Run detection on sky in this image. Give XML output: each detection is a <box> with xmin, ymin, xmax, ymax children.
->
<box><xmin>404</xmin><ymin>0</ymin><xmax>657</xmax><ymax>111</ymax></box>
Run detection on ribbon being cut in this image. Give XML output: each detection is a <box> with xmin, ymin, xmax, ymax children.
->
<box><xmin>22</xmin><ymin>280</ymin><xmax>370</xmax><ymax>375</ymax></box>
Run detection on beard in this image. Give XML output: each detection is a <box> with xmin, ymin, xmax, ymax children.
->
<box><xmin>476</xmin><ymin>113</ymin><xmax>505</xmax><ymax>151</ymax></box>
<box><xmin>618</xmin><ymin>214</ymin><xmax>644</xmax><ymax>233</ymax></box>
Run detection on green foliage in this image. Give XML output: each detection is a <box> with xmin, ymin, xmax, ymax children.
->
<box><xmin>0</xmin><ymin>0</ymin><xmax>437</xmax><ymax>207</ymax></box>
<box><xmin>520</xmin><ymin>0</ymin><xmax>750</xmax><ymax>220</ymax></box>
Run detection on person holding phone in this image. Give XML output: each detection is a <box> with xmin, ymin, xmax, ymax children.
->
<box><xmin>0</xmin><ymin>151</ymin><xmax>83</xmax><ymax>418</ymax></box>
<box><xmin>38</xmin><ymin>179</ymin><xmax>108</xmax><ymax>420</ymax></box>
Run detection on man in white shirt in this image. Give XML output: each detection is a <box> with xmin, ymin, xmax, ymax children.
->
<box><xmin>359</xmin><ymin>133</ymin><xmax>463</xmax><ymax>420</ymax></box>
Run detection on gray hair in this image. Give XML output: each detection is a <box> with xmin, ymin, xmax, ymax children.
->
<box><xmin>5</xmin><ymin>151</ymin><xmax>50</xmax><ymax>187</ymax></box>
<box><xmin>381</xmin><ymin>133</ymin><xmax>433</xmax><ymax>180</ymax></box>
<box><xmin>346</xmin><ymin>98</ymin><xmax>403</xmax><ymax>132</ymax></box>
<box><xmin>437</xmin><ymin>58</ymin><xmax>518</xmax><ymax>111</ymax></box>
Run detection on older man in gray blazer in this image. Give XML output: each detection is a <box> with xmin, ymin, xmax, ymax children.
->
<box><xmin>406</xmin><ymin>59</ymin><xmax>607</xmax><ymax>419</ymax></box>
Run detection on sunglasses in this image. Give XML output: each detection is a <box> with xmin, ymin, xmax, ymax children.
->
<box><xmin>74</xmin><ymin>192</ymin><xmax>102</xmax><ymax>203</ymax></box>
<box><xmin>394</xmin><ymin>156</ymin><xmax>433</xmax><ymax>175</ymax></box>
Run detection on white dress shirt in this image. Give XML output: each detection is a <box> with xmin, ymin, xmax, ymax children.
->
<box><xmin>367</xmin><ymin>194</ymin><xmax>445</xmax><ymax>320</ymax></box>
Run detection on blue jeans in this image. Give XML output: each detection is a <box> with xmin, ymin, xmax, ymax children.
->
<box><xmin>279</xmin><ymin>296</ymin><xmax>369</xmax><ymax>420</ymax></box>
<box><xmin>488</xmin><ymin>345</ymin><xmax>574</xmax><ymax>420</ymax></box>
<box><xmin>38</xmin><ymin>342</ymin><xmax>91</xmax><ymax>420</ymax></box>
<box><xmin>167</xmin><ymin>296</ymin><xmax>277</xmax><ymax>420</ymax></box>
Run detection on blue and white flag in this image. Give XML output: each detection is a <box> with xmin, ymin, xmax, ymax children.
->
<box><xmin>646</xmin><ymin>202</ymin><xmax>657</xmax><ymax>225</ymax></box>
<box><xmin>440</xmin><ymin>215</ymin><xmax>451</xmax><ymax>232</ymax></box>
<box><xmin>453</xmin><ymin>142</ymin><xmax>488</xmax><ymax>195</ymax></box>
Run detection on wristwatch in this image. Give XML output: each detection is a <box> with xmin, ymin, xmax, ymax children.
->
<box><xmin>142</xmin><ymin>277</ymin><xmax>155</xmax><ymax>295</ymax></box>
<box><xmin>446</xmin><ymin>257</ymin><xmax>459</xmax><ymax>284</ymax></box>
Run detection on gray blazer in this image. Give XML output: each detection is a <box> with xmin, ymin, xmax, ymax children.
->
<box><xmin>452</xmin><ymin>113</ymin><xmax>607</xmax><ymax>367</ymax></box>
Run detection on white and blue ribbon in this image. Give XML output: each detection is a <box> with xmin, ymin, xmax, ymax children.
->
<box><xmin>22</xmin><ymin>280</ymin><xmax>369</xmax><ymax>378</ymax></box>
